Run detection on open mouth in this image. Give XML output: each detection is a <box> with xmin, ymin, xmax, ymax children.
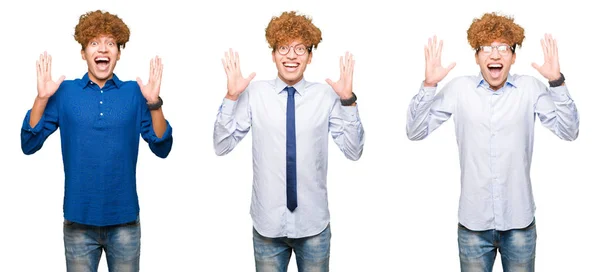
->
<box><xmin>283</xmin><ymin>62</ymin><xmax>299</xmax><ymax>71</ymax></box>
<box><xmin>487</xmin><ymin>63</ymin><xmax>503</xmax><ymax>78</ymax></box>
<box><xmin>95</xmin><ymin>57</ymin><xmax>110</xmax><ymax>70</ymax></box>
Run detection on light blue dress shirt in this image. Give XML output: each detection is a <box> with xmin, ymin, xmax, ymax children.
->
<box><xmin>214</xmin><ymin>77</ymin><xmax>365</xmax><ymax>238</ymax></box>
<box><xmin>406</xmin><ymin>73</ymin><xmax>579</xmax><ymax>231</ymax></box>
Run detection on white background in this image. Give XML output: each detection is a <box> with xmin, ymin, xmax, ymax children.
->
<box><xmin>1</xmin><ymin>0</ymin><xmax>597</xmax><ymax>271</ymax></box>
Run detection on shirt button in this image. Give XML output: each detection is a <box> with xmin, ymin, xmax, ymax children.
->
<box><xmin>101</xmin><ymin>90</ymin><xmax>103</xmax><ymax>94</ymax></box>
<box><xmin>100</xmin><ymin>113</ymin><xmax>103</xmax><ymax>116</ymax></box>
<box><xmin>100</xmin><ymin>101</ymin><xmax>103</xmax><ymax>104</ymax></box>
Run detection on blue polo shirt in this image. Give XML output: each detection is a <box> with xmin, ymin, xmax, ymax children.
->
<box><xmin>21</xmin><ymin>73</ymin><xmax>173</xmax><ymax>226</ymax></box>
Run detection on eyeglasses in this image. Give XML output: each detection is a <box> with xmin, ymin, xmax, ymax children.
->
<box><xmin>277</xmin><ymin>44</ymin><xmax>311</xmax><ymax>56</ymax></box>
<box><xmin>477</xmin><ymin>44</ymin><xmax>514</xmax><ymax>55</ymax></box>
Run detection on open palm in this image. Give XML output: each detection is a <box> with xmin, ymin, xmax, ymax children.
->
<box><xmin>424</xmin><ymin>36</ymin><xmax>455</xmax><ymax>86</ymax></box>
<box><xmin>37</xmin><ymin>51</ymin><xmax>65</xmax><ymax>98</ymax></box>
<box><xmin>222</xmin><ymin>48</ymin><xmax>255</xmax><ymax>100</ymax></box>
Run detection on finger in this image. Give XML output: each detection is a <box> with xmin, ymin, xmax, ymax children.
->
<box><xmin>221</xmin><ymin>58</ymin><xmax>229</xmax><ymax>74</ymax></box>
<box><xmin>531</xmin><ymin>62</ymin><xmax>540</xmax><ymax>70</ymax></box>
<box><xmin>235</xmin><ymin>51</ymin><xmax>240</xmax><ymax>70</ymax></box>
<box><xmin>136</xmin><ymin>77</ymin><xmax>144</xmax><ymax>89</ymax></box>
<box><xmin>57</xmin><ymin>75</ymin><xmax>66</xmax><ymax>85</ymax></box>
<box><xmin>247</xmin><ymin>72</ymin><xmax>256</xmax><ymax>82</ymax></box>
<box><xmin>228</xmin><ymin>48</ymin><xmax>235</xmax><ymax>70</ymax></box>
<box><xmin>339</xmin><ymin>56</ymin><xmax>344</xmax><ymax>74</ymax></box>
<box><xmin>424</xmin><ymin>46</ymin><xmax>429</xmax><ymax>62</ymax></box>
<box><xmin>346</xmin><ymin>52</ymin><xmax>352</xmax><ymax>75</ymax></box>
<box><xmin>433</xmin><ymin>35</ymin><xmax>438</xmax><ymax>58</ymax></box>
<box><xmin>436</xmin><ymin>40</ymin><xmax>444</xmax><ymax>61</ymax></box>
<box><xmin>48</xmin><ymin>54</ymin><xmax>53</xmax><ymax>78</ymax></box>
<box><xmin>325</xmin><ymin>78</ymin><xmax>334</xmax><ymax>87</ymax></box>
<box><xmin>349</xmin><ymin>59</ymin><xmax>355</xmax><ymax>81</ymax></box>
<box><xmin>446</xmin><ymin>62</ymin><xmax>456</xmax><ymax>71</ymax></box>
<box><xmin>157</xmin><ymin>57</ymin><xmax>163</xmax><ymax>82</ymax></box>
<box><xmin>36</xmin><ymin>59</ymin><xmax>41</xmax><ymax>79</ymax></box>
<box><xmin>427</xmin><ymin>38</ymin><xmax>432</xmax><ymax>61</ymax></box>
<box><xmin>545</xmin><ymin>34</ymin><xmax>554</xmax><ymax>57</ymax></box>
<box><xmin>540</xmin><ymin>38</ymin><xmax>549</xmax><ymax>59</ymax></box>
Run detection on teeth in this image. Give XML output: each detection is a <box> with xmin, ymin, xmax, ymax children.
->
<box><xmin>284</xmin><ymin>63</ymin><xmax>298</xmax><ymax>67</ymax></box>
<box><xmin>96</xmin><ymin>57</ymin><xmax>109</xmax><ymax>61</ymax></box>
<box><xmin>488</xmin><ymin>64</ymin><xmax>502</xmax><ymax>68</ymax></box>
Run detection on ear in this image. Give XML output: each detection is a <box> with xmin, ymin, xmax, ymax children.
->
<box><xmin>117</xmin><ymin>50</ymin><xmax>121</xmax><ymax>61</ymax></box>
<box><xmin>474</xmin><ymin>51</ymin><xmax>479</xmax><ymax>65</ymax></box>
<box><xmin>272</xmin><ymin>51</ymin><xmax>276</xmax><ymax>63</ymax></box>
<box><xmin>307</xmin><ymin>52</ymin><xmax>312</xmax><ymax>64</ymax></box>
<box><xmin>81</xmin><ymin>49</ymin><xmax>85</xmax><ymax>60</ymax></box>
<box><xmin>511</xmin><ymin>52</ymin><xmax>516</xmax><ymax>64</ymax></box>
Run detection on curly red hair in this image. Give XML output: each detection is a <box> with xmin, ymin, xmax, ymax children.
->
<box><xmin>74</xmin><ymin>10</ymin><xmax>130</xmax><ymax>50</ymax></box>
<box><xmin>467</xmin><ymin>12</ymin><xmax>525</xmax><ymax>50</ymax></box>
<box><xmin>265</xmin><ymin>11</ymin><xmax>322</xmax><ymax>51</ymax></box>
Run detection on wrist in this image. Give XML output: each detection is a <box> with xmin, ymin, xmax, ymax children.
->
<box><xmin>340</xmin><ymin>92</ymin><xmax>357</xmax><ymax>106</ymax></box>
<box><xmin>225</xmin><ymin>93</ymin><xmax>239</xmax><ymax>101</ymax></box>
<box><xmin>548</xmin><ymin>73</ymin><xmax>565</xmax><ymax>87</ymax></box>
<box><xmin>147</xmin><ymin>96</ymin><xmax>163</xmax><ymax>111</ymax></box>
<box><xmin>423</xmin><ymin>80</ymin><xmax>437</xmax><ymax>87</ymax></box>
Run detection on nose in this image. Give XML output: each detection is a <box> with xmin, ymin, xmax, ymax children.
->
<box><xmin>286</xmin><ymin>49</ymin><xmax>297</xmax><ymax>59</ymax></box>
<box><xmin>98</xmin><ymin>43</ymin><xmax>107</xmax><ymax>52</ymax></box>
<box><xmin>489</xmin><ymin>48</ymin><xmax>501</xmax><ymax>59</ymax></box>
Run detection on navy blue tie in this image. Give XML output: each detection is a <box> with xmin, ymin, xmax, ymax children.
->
<box><xmin>285</xmin><ymin>86</ymin><xmax>297</xmax><ymax>212</ymax></box>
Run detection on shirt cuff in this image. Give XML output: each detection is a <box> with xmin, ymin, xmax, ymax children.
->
<box><xmin>341</xmin><ymin>104</ymin><xmax>360</xmax><ymax>122</ymax></box>
<box><xmin>419</xmin><ymin>82</ymin><xmax>437</xmax><ymax>101</ymax></box>
<box><xmin>150</xmin><ymin>120</ymin><xmax>173</xmax><ymax>143</ymax></box>
<box><xmin>22</xmin><ymin>110</ymin><xmax>45</xmax><ymax>135</ymax></box>
<box><xmin>548</xmin><ymin>85</ymin><xmax>572</xmax><ymax>102</ymax></box>
<box><xmin>220</xmin><ymin>98</ymin><xmax>238</xmax><ymax>116</ymax></box>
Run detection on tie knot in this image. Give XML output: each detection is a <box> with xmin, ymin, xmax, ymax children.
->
<box><xmin>285</xmin><ymin>86</ymin><xmax>296</xmax><ymax>96</ymax></box>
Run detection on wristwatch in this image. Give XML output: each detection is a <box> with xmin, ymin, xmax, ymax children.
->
<box><xmin>548</xmin><ymin>73</ymin><xmax>565</xmax><ymax>87</ymax></box>
<box><xmin>147</xmin><ymin>96</ymin><xmax>163</xmax><ymax>110</ymax></box>
<box><xmin>340</xmin><ymin>92</ymin><xmax>357</xmax><ymax>106</ymax></box>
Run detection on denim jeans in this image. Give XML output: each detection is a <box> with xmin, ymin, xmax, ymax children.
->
<box><xmin>253</xmin><ymin>224</ymin><xmax>331</xmax><ymax>272</ymax></box>
<box><xmin>458</xmin><ymin>219</ymin><xmax>537</xmax><ymax>272</ymax></box>
<box><xmin>63</xmin><ymin>216</ymin><xmax>141</xmax><ymax>272</ymax></box>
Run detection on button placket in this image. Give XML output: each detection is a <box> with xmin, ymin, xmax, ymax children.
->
<box><xmin>99</xmin><ymin>89</ymin><xmax>105</xmax><ymax>117</ymax></box>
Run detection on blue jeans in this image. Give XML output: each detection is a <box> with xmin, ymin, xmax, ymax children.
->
<box><xmin>63</xmin><ymin>216</ymin><xmax>141</xmax><ymax>272</ymax></box>
<box><xmin>253</xmin><ymin>224</ymin><xmax>331</xmax><ymax>272</ymax></box>
<box><xmin>458</xmin><ymin>219</ymin><xmax>537</xmax><ymax>272</ymax></box>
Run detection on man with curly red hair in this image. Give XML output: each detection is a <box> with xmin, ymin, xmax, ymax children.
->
<box><xmin>214</xmin><ymin>11</ymin><xmax>365</xmax><ymax>272</ymax></box>
<box><xmin>406</xmin><ymin>12</ymin><xmax>579</xmax><ymax>271</ymax></box>
<box><xmin>20</xmin><ymin>10</ymin><xmax>173</xmax><ymax>271</ymax></box>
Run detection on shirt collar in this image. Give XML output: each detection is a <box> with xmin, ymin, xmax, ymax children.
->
<box><xmin>476</xmin><ymin>72</ymin><xmax>517</xmax><ymax>92</ymax></box>
<box><xmin>275</xmin><ymin>76</ymin><xmax>306</xmax><ymax>96</ymax></box>
<box><xmin>79</xmin><ymin>72</ymin><xmax>124</xmax><ymax>89</ymax></box>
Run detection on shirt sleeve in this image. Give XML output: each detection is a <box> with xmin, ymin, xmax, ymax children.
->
<box><xmin>140</xmin><ymin>100</ymin><xmax>173</xmax><ymax>159</ymax></box>
<box><xmin>213</xmin><ymin>91</ymin><xmax>252</xmax><ymax>156</ymax></box>
<box><xmin>329</xmin><ymin>94</ymin><xmax>365</xmax><ymax>161</ymax></box>
<box><xmin>21</xmin><ymin>95</ymin><xmax>60</xmax><ymax>155</ymax></box>
<box><xmin>406</xmin><ymin>81</ymin><xmax>455</xmax><ymax>140</ymax></box>
<box><xmin>534</xmin><ymin>84</ymin><xmax>579</xmax><ymax>141</ymax></box>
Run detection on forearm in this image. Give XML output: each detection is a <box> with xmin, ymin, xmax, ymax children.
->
<box><xmin>406</xmin><ymin>86</ymin><xmax>437</xmax><ymax>140</ymax></box>
<box><xmin>29</xmin><ymin>97</ymin><xmax>49</xmax><ymax>127</ymax></box>
<box><xmin>339</xmin><ymin>107</ymin><xmax>365</xmax><ymax>160</ymax></box>
<box><xmin>149</xmin><ymin>108</ymin><xmax>167</xmax><ymax>138</ymax></box>
<box><xmin>213</xmin><ymin>98</ymin><xmax>250</xmax><ymax>156</ymax></box>
<box><xmin>548</xmin><ymin>85</ymin><xmax>579</xmax><ymax>140</ymax></box>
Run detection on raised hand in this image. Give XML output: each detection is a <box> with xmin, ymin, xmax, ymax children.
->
<box><xmin>136</xmin><ymin>56</ymin><xmax>163</xmax><ymax>103</ymax></box>
<box><xmin>532</xmin><ymin>34</ymin><xmax>561</xmax><ymax>81</ymax></box>
<box><xmin>424</xmin><ymin>35</ymin><xmax>456</xmax><ymax>87</ymax></box>
<box><xmin>325</xmin><ymin>51</ymin><xmax>354</xmax><ymax>100</ymax></box>
<box><xmin>36</xmin><ymin>51</ymin><xmax>65</xmax><ymax>99</ymax></box>
<box><xmin>222</xmin><ymin>48</ymin><xmax>255</xmax><ymax>101</ymax></box>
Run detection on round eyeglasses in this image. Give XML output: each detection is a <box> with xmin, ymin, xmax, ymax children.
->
<box><xmin>277</xmin><ymin>44</ymin><xmax>311</xmax><ymax>56</ymax></box>
<box><xmin>477</xmin><ymin>44</ymin><xmax>514</xmax><ymax>55</ymax></box>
